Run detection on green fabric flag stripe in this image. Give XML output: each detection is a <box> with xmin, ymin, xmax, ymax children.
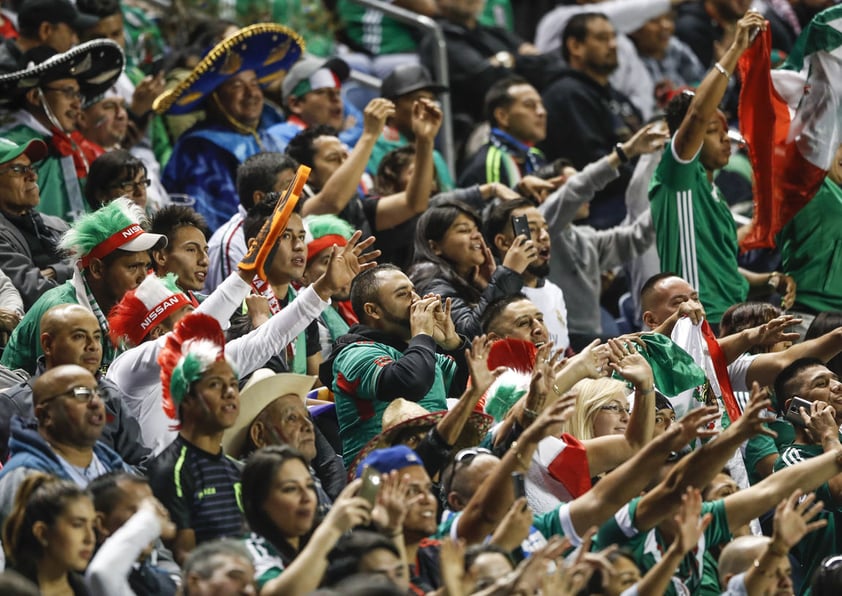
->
<box><xmin>783</xmin><ymin>5</ymin><xmax>842</xmax><ymax>71</ymax></box>
<box><xmin>638</xmin><ymin>333</ymin><xmax>707</xmax><ymax>396</ymax></box>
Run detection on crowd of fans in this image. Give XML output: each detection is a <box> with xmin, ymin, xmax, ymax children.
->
<box><xmin>0</xmin><ymin>0</ymin><xmax>842</xmax><ymax>594</ymax></box>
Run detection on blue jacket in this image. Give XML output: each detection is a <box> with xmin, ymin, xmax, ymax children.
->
<box><xmin>0</xmin><ymin>416</ymin><xmax>130</xmax><ymax>481</ymax></box>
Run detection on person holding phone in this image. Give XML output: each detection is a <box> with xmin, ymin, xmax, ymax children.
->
<box><xmin>409</xmin><ymin>200</ymin><xmax>535</xmax><ymax>339</ymax></box>
<box><xmin>772</xmin><ymin>357</ymin><xmax>842</xmax><ymax>593</ymax></box>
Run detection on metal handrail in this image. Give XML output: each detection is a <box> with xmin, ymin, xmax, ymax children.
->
<box><xmin>348</xmin><ymin>0</ymin><xmax>454</xmax><ymax>177</ymax></box>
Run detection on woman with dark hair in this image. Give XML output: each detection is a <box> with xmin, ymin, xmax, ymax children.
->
<box><xmin>85</xmin><ymin>150</ymin><xmax>150</xmax><ymax>211</ymax></box>
<box><xmin>2</xmin><ymin>472</ymin><xmax>96</xmax><ymax>595</ymax></box>
<box><xmin>241</xmin><ymin>445</ymin><xmax>376</xmax><ymax>596</ymax></box>
<box><xmin>805</xmin><ymin>312</ymin><xmax>842</xmax><ymax>378</ymax></box>
<box><xmin>719</xmin><ymin>302</ymin><xmax>789</xmax><ymax>354</ymax></box>
<box><xmin>408</xmin><ymin>200</ymin><xmax>534</xmax><ymax>338</ymax></box>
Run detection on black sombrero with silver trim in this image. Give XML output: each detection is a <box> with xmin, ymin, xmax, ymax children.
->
<box><xmin>153</xmin><ymin>23</ymin><xmax>305</xmax><ymax>116</ymax></box>
<box><xmin>0</xmin><ymin>39</ymin><xmax>124</xmax><ymax>107</ymax></box>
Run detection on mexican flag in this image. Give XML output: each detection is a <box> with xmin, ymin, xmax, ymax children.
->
<box><xmin>737</xmin><ymin>6</ymin><xmax>842</xmax><ymax>251</ymax></box>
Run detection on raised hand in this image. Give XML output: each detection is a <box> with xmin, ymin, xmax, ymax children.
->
<box><xmin>620</xmin><ymin>122</ymin><xmax>670</xmax><ymax>159</ymax></box>
<box><xmin>324</xmin><ymin>478</ymin><xmax>373</xmax><ymax>533</ymax></box>
<box><xmin>373</xmin><ymin>471</ymin><xmax>417</xmax><ymax>535</ymax></box>
<box><xmin>312</xmin><ymin>230</ymin><xmax>379</xmax><ymax>300</ymax></box>
<box><xmin>362</xmin><ymin>97</ymin><xmax>395</xmax><ymax>136</ymax></box>
<box><xmin>606</xmin><ymin>337</ymin><xmax>654</xmax><ymax>390</ymax></box>
<box><xmin>771</xmin><ymin>490</ymin><xmax>827</xmax><ymax>553</ymax></box>
<box><xmin>516</xmin><ymin>175</ymin><xmax>558</xmax><ymax>204</ymax></box>
<box><xmin>409</xmin><ymin>295</ymin><xmax>439</xmax><ymax>338</ymax></box>
<box><xmin>439</xmin><ymin>537</ymin><xmax>467</xmax><ymax>596</ymax></box>
<box><xmin>411</xmin><ymin>97</ymin><xmax>443</xmax><ymax>143</ymax></box>
<box><xmin>567</xmin><ymin>338</ymin><xmax>609</xmax><ymax>379</ymax></box>
<box><xmin>432</xmin><ymin>296</ymin><xmax>461</xmax><ymax>350</ymax></box>
<box><xmin>490</xmin><ymin>497</ymin><xmax>533</xmax><ymax>551</ymax></box>
<box><xmin>501</xmin><ymin>234</ymin><xmax>538</xmax><ymax>274</ymax></box>
<box><xmin>732</xmin><ymin>9</ymin><xmax>767</xmax><ymax>53</ymax></box>
<box><xmin>521</xmin><ymin>383</ymin><xmax>577</xmax><ymax>443</ymax></box>
<box><xmin>663</xmin><ymin>406</ymin><xmax>721</xmax><ymax>452</ymax></box>
<box><xmin>748</xmin><ymin>314</ymin><xmax>801</xmax><ymax>348</ymax></box>
<box><xmin>472</xmin><ymin>240</ymin><xmax>497</xmax><ymax>289</ymax></box>
<box><xmin>730</xmin><ymin>382</ymin><xmax>777</xmax><ymax>440</ymax></box>
<box><xmin>466</xmin><ymin>335</ymin><xmax>502</xmax><ymax>396</ymax></box>
<box><xmin>672</xmin><ymin>487</ymin><xmax>712</xmax><ymax>554</ymax></box>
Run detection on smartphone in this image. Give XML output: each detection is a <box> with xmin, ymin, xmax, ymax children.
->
<box><xmin>511</xmin><ymin>215</ymin><xmax>531</xmax><ymax>240</ymax></box>
<box><xmin>359</xmin><ymin>466</ymin><xmax>382</xmax><ymax>505</ymax></box>
<box><xmin>785</xmin><ymin>396</ymin><xmax>812</xmax><ymax>428</ymax></box>
<box><xmin>512</xmin><ymin>472</ymin><xmax>526</xmax><ymax>499</ymax></box>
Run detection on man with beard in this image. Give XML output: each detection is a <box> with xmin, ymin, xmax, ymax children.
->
<box><xmin>319</xmin><ymin>264</ymin><xmax>471</xmax><ymax>467</ymax></box>
<box><xmin>540</xmin><ymin>13</ymin><xmax>643</xmax><ymax>229</ymax></box>
<box><xmin>0</xmin><ymin>364</ymin><xmax>132</xmax><ymax>520</ymax></box>
<box><xmin>483</xmin><ymin>198</ymin><xmax>569</xmax><ymax>352</ymax></box>
<box><xmin>484</xmin><ymin>121</ymin><xmax>665</xmax><ymax>348</ymax></box>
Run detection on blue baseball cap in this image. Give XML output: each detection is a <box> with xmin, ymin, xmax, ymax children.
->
<box><xmin>355</xmin><ymin>445</ymin><xmax>423</xmax><ymax>478</ymax></box>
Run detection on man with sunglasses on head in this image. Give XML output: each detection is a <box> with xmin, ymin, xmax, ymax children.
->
<box><xmin>0</xmin><ymin>363</ymin><xmax>132</xmax><ymax>522</ymax></box>
<box><xmin>0</xmin><ymin>137</ymin><xmax>74</xmax><ymax>310</ymax></box>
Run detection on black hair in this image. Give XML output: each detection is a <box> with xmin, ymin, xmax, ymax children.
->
<box><xmin>719</xmin><ymin>302</ymin><xmax>784</xmax><ymax>354</ymax></box>
<box><xmin>87</xmin><ymin>471</ymin><xmax>148</xmax><ymax>515</ymax></box>
<box><xmin>483</xmin><ymin>75</ymin><xmax>529</xmax><ymax>127</ymax></box>
<box><xmin>482</xmin><ymin>197</ymin><xmax>537</xmax><ymax>259</ymax></box>
<box><xmin>285</xmin><ymin>125</ymin><xmax>339</xmax><ymax>169</ymax></box>
<box><xmin>806</xmin><ymin>312</ymin><xmax>842</xmax><ymax>379</ymax></box>
<box><xmin>148</xmin><ymin>205</ymin><xmax>210</xmax><ymax>272</ymax></box>
<box><xmin>639</xmin><ymin>271</ymin><xmax>680</xmax><ymax>314</ymax></box>
<box><xmin>375</xmin><ymin>145</ymin><xmax>416</xmax><ymax>195</ymax></box>
<box><xmin>85</xmin><ymin>150</ymin><xmax>147</xmax><ymax>210</ymax></box>
<box><xmin>75</xmin><ymin>0</ymin><xmax>121</xmax><ymax>19</ymax></box>
<box><xmin>561</xmin><ymin>12</ymin><xmax>609</xmax><ymax>63</ymax></box>
<box><xmin>773</xmin><ymin>357</ymin><xmax>827</xmax><ymax>415</ymax></box>
<box><xmin>480</xmin><ymin>293</ymin><xmax>530</xmax><ymax>335</ymax></box>
<box><xmin>349</xmin><ymin>264</ymin><xmax>402</xmax><ymax>322</ymax></box>
<box><xmin>241</xmin><ymin>445</ymin><xmax>314</xmax><ymax>565</ymax></box>
<box><xmin>407</xmin><ymin>200</ymin><xmax>484</xmax><ymax>304</ymax></box>
<box><xmin>665</xmin><ymin>91</ymin><xmax>695</xmax><ymax>136</ymax></box>
<box><xmin>323</xmin><ymin>530</ymin><xmax>400</xmax><ymax>587</ymax></box>
<box><xmin>241</xmin><ymin>191</ymin><xmax>303</xmax><ymax>245</ymax></box>
<box><xmin>236</xmin><ymin>152</ymin><xmax>298</xmax><ymax>210</ymax></box>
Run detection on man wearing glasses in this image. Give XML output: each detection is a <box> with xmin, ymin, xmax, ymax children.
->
<box><xmin>0</xmin><ymin>363</ymin><xmax>132</xmax><ymax>521</ymax></box>
<box><xmin>0</xmin><ymin>137</ymin><xmax>74</xmax><ymax>310</ymax></box>
<box><xmin>0</xmin><ymin>38</ymin><xmax>124</xmax><ymax>221</ymax></box>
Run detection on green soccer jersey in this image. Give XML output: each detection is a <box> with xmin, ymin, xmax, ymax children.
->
<box><xmin>775</xmin><ymin>442</ymin><xmax>842</xmax><ymax>595</ymax></box>
<box><xmin>331</xmin><ymin>340</ymin><xmax>455</xmax><ymax>467</ymax></box>
<box><xmin>595</xmin><ymin>497</ymin><xmax>732</xmax><ymax>595</ymax></box>
<box><xmin>744</xmin><ymin>419</ymin><xmax>795</xmax><ymax>484</ymax></box>
<box><xmin>243</xmin><ymin>533</ymin><xmax>286</xmax><ymax>589</ymax></box>
<box><xmin>336</xmin><ymin>0</ymin><xmax>418</xmax><ymax>54</ymax></box>
<box><xmin>777</xmin><ymin>177</ymin><xmax>842</xmax><ymax>313</ymax></box>
<box><xmin>649</xmin><ymin>142</ymin><xmax>749</xmax><ymax>323</ymax></box>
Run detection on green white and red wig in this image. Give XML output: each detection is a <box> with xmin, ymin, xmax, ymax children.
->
<box><xmin>158</xmin><ymin>312</ymin><xmax>234</xmax><ymax>422</ymax></box>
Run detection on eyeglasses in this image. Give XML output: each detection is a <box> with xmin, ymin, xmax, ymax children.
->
<box><xmin>0</xmin><ymin>163</ymin><xmax>37</xmax><ymax>177</ymax></box>
<box><xmin>441</xmin><ymin>447</ymin><xmax>493</xmax><ymax>498</ymax></box>
<box><xmin>601</xmin><ymin>403</ymin><xmax>631</xmax><ymax>415</ymax></box>
<box><xmin>112</xmin><ymin>178</ymin><xmax>151</xmax><ymax>193</ymax></box>
<box><xmin>42</xmin><ymin>86</ymin><xmax>84</xmax><ymax>102</ymax></box>
<box><xmin>40</xmin><ymin>386</ymin><xmax>102</xmax><ymax>406</ymax></box>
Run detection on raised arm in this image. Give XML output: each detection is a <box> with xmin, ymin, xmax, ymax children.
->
<box><xmin>373</xmin><ymin>98</ymin><xmax>441</xmax><ymax>230</ymax></box>
<box><xmin>746</xmin><ymin>326</ymin><xmax>842</xmax><ymax>388</ymax></box>
<box><xmin>302</xmin><ymin>99</ymin><xmax>393</xmax><ymax>216</ymax></box>
<box><xmin>568</xmin><ymin>406</ymin><xmax>719</xmax><ymax>534</ymax></box>
<box><xmin>672</xmin><ymin>12</ymin><xmax>766</xmax><ymax>161</ymax></box>
<box><xmin>634</xmin><ymin>385</ymin><xmax>775</xmax><ymax>531</ymax></box>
